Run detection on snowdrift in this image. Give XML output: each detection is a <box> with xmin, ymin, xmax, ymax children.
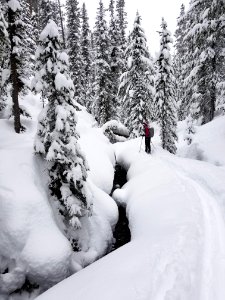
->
<box><xmin>0</xmin><ymin>97</ymin><xmax>118</xmax><ymax>296</ymax></box>
<box><xmin>178</xmin><ymin>116</ymin><xmax>225</xmax><ymax>166</ymax></box>
<box><xmin>37</xmin><ymin>116</ymin><xmax>225</xmax><ymax>300</ymax></box>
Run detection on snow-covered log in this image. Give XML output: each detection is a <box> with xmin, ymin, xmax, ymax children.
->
<box><xmin>102</xmin><ymin>120</ymin><xmax>129</xmax><ymax>143</ymax></box>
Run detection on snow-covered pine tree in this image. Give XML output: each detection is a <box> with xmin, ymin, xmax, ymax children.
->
<box><xmin>7</xmin><ymin>0</ymin><xmax>24</xmax><ymax>132</ymax></box>
<box><xmin>38</xmin><ymin>0</ymin><xmax>53</xmax><ymax>30</ymax></box>
<box><xmin>209</xmin><ymin>0</ymin><xmax>225</xmax><ymax>115</ymax></box>
<box><xmin>56</xmin><ymin>0</ymin><xmax>66</xmax><ymax>48</ymax></box>
<box><xmin>92</xmin><ymin>0</ymin><xmax>112</xmax><ymax>125</ymax></box>
<box><xmin>0</xmin><ymin>2</ymin><xmax>9</xmax><ymax>113</ymax></box>
<box><xmin>80</xmin><ymin>2</ymin><xmax>91</xmax><ymax>110</ymax></box>
<box><xmin>88</xmin><ymin>30</ymin><xmax>96</xmax><ymax>112</ymax></box>
<box><xmin>155</xmin><ymin>18</ymin><xmax>177</xmax><ymax>154</ymax></box>
<box><xmin>115</xmin><ymin>0</ymin><xmax>127</xmax><ymax>52</ymax></box>
<box><xmin>19</xmin><ymin>0</ymin><xmax>36</xmax><ymax>92</ymax></box>
<box><xmin>183</xmin><ymin>0</ymin><xmax>225</xmax><ymax>124</ymax></box>
<box><xmin>108</xmin><ymin>0</ymin><xmax>123</xmax><ymax>120</ymax></box>
<box><xmin>33</xmin><ymin>20</ymin><xmax>92</xmax><ymax>234</ymax></box>
<box><xmin>66</xmin><ymin>0</ymin><xmax>82</xmax><ymax>104</ymax></box>
<box><xmin>0</xmin><ymin>2</ymin><xmax>8</xmax><ymax>62</ymax></box>
<box><xmin>174</xmin><ymin>4</ymin><xmax>187</xmax><ymax>121</ymax></box>
<box><xmin>119</xmin><ymin>12</ymin><xmax>155</xmax><ymax>137</ymax></box>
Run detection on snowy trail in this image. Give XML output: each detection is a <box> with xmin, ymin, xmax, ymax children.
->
<box><xmin>162</xmin><ymin>156</ymin><xmax>225</xmax><ymax>299</ymax></box>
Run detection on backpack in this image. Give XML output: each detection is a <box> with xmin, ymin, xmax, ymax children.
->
<box><xmin>150</xmin><ymin>127</ymin><xmax>154</xmax><ymax>138</ymax></box>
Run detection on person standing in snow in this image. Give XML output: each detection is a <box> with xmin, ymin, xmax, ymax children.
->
<box><xmin>143</xmin><ymin>121</ymin><xmax>151</xmax><ymax>154</ymax></box>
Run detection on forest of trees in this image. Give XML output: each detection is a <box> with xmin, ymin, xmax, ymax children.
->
<box><xmin>0</xmin><ymin>0</ymin><xmax>225</xmax><ymax>251</ymax></box>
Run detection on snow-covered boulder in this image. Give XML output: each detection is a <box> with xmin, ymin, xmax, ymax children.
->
<box><xmin>102</xmin><ymin>120</ymin><xmax>129</xmax><ymax>144</ymax></box>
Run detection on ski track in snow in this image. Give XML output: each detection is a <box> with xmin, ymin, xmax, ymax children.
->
<box><xmin>162</xmin><ymin>156</ymin><xmax>225</xmax><ymax>300</ymax></box>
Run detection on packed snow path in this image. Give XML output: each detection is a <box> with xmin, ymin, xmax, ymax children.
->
<box><xmin>161</xmin><ymin>155</ymin><xmax>225</xmax><ymax>299</ymax></box>
<box><xmin>37</xmin><ymin>138</ymin><xmax>225</xmax><ymax>300</ymax></box>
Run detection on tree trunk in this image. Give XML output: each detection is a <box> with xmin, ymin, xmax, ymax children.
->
<box><xmin>8</xmin><ymin>5</ymin><xmax>21</xmax><ymax>133</ymax></box>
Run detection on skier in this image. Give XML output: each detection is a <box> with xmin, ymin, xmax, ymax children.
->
<box><xmin>143</xmin><ymin>121</ymin><xmax>151</xmax><ymax>154</ymax></box>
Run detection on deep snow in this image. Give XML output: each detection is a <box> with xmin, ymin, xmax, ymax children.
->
<box><xmin>37</xmin><ymin>116</ymin><xmax>225</xmax><ymax>300</ymax></box>
<box><xmin>0</xmin><ymin>94</ymin><xmax>118</xmax><ymax>298</ymax></box>
<box><xmin>1</xmin><ymin>91</ymin><xmax>225</xmax><ymax>299</ymax></box>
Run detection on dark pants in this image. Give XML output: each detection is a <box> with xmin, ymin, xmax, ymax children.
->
<box><xmin>145</xmin><ymin>137</ymin><xmax>151</xmax><ymax>153</ymax></box>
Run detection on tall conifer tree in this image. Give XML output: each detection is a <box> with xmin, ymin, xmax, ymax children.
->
<box><xmin>80</xmin><ymin>2</ymin><xmax>91</xmax><ymax>109</ymax></box>
<box><xmin>66</xmin><ymin>0</ymin><xmax>82</xmax><ymax>104</ymax></box>
<box><xmin>93</xmin><ymin>0</ymin><xmax>112</xmax><ymax>125</ymax></box>
<box><xmin>0</xmin><ymin>2</ymin><xmax>9</xmax><ymax>113</ymax></box>
<box><xmin>174</xmin><ymin>4</ymin><xmax>187</xmax><ymax>121</ymax></box>
<box><xmin>108</xmin><ymin>0</ymin><xmax>123</xmax><ymax>120</ymax></box>
<box><xmin>7</xmin><ymin>0</ymin><xmax>24</xmax><ymax>132</ymax></box>
<box><xmin>155</xmin><ymin>18</ymin><xmax>177</xmax><ymax>154</ymax></box>
<box><xmin>33</xmin><ymin>20</ymin><xmax>92</xmax><ymax>235</ymax></box>
<box><xmin>119</xmin><ymin>12</ymin><xmax>155</xmax><ymax>137</ymax></box>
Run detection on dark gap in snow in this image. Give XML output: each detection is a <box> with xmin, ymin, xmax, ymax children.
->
<box><xmin>111</xmin><ymin>164</ymin><xmax>131</xmax><ymax>251</ymax></box>
<box><xmin>12</xmin><ymin>279</ymin><xmax>39</xmax><ymax>295</ymax></box>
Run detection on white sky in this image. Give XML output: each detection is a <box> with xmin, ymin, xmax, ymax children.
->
<box><xmin>63</xmin><ymin>0</ymin><xmax>190</xmax><ymax>56</ymax></box>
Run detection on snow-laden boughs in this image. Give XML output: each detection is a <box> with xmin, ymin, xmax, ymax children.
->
<box><xmin>0</xmin><ymin>2</ymin><xmax>9</xmax><ymax>113</ymax></box>
<box><xmin>181</xmin><ymin>0</ymin><xmax>225</xmax><ymax>124</ymax></box>
<box><xmin>19</xmin><ymin>0</ymin><xmax>36</xmax><ymax>93</ymax></box>
<box><xmin>174</xmin><ymin>4</ymin><xmax>187</xmax><ymax>121</ymax></box>
<box><xmin>115</xmin><ymin>0</ymin><xmax>127</xmax><ymax>56</ymax></box>
<box><xmin>66</xmin><ymin>0</ymin><xmax>83</xmax><ymax>105</ymax></box>
<box><xmin>92</xmin><ymin>0</ymin><xmax>112</xmax><ymax>126</ymax></box>
<box><xmin>108</xmin><ymin>0</ymin><xmax>123</xmax><ymax>120</ymax></box>
<box><xmin>33</xmin><ymin>20</ymin><xmax>92</xmax><ymax>234</ymax></box>
<box><xmin>7</xmin><ymin>0</ymin><xmax>24</xmax><ymax>132</ymax></box>
<box><xmin>119</xmin><ymin>12</ymin><xmax>155</xmax><ymax>137</ymax></box>
<box><xmin>80</xmin><ymin>2</ymin><xmax>92</xmax><ymax>110</ymax></box>
<box><xmin>184</xmin><ymin>102</ymin><xmax>198</xmax><ymax>145</ymax></box>
<box><xmin>155</xmin><ymin>18</ymin><xmax>177</xmax><ymax>154</ymax></box>
<box><xmin>38</xmin><ymin>0</ymin><xmax>55</xmax><ymax>31</ymax></box>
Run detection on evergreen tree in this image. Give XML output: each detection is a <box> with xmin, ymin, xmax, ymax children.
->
<box><xmin>108</xmin><ymin>0</ymin><xmax>123</xmax><ymax>120</ymax></box>
<box><xmin>80</xmin><ymin>2</ymin><xmax>91</xmax><ymax>109</ymax></box>
<box><xmin>115</xmin><ymin>0</ymin><xmax>127</xmax><ymax>74</ymax></box>
<box><xmin>57</xmin><ymin>0</ymin><xmax>66</xmax><ymax>48</ymax></box>
<box><xmin>20</xmin><ymin>0</ymin><xmax>36</xmax><ymax>91</ymax></box>
<box><xmin>183</xmin><ymin>0</ymin><xmax>225</xmax><ymax>125</ymax></box>
<box><xmin>119</xmin><ymin>12</ymin><xmax>155</xmax><ymax>137</ymax></box>
<box><xmin>38</xmin><ymin>0</ymin><xmax>54</xmax><ymax>31</ymax></box>
<box><xmin>115</xmin><ymin>0</ymin><xmax>127</xmax><ymax>50</ymax></box>
<box><xmin>92</xmin><ymin>0</ymin><xmax>112</xmax><ymax>125</ymax></box>
<box><xmin>155</xmin><ymin>18</ymin><xmax>177</xmax><ymax>154</ymax></box>
<box><xmin>174</xmin><ymin>4</ymin><xmax>187</xmax><ymax>120</ymax></box>
<box><xmin>66</xmin><ymin>0</ymin><xmax>82</xmax><ymax>104</ymax></box>
<box><xmin>0</xmin><ymin>2</ymin><xmax>9</xmax><ymax>113</ymax></box>
<box><xmin>33</xmin><ymin>20</ymin><xmax>92</xmax><ymax>234</ymax></box>
<box><xmin>209</xmin><ymin>0</ymin><xmax>225</xmax><ymax>115</ymax></box>
<box><xmin>7</xmin><ymin>0</ymin><xmax>24</xmax><ymax>132</ymax></box>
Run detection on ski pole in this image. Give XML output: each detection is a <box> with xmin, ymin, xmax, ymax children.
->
<box><xmin>151</xmin><ymin>141</ymin><xmax>156</xmax><ymax>150</ymax></box>
<box><xmin>139</xmin><ymin>136</ymin><xmax>143</xmax><ymax>152</ymax></box>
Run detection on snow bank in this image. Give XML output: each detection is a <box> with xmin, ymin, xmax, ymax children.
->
<box><xmin>37</xmin><ymin>123</ymin><xmax>225</xmax><ymax>300</ymax></box>
<box><xmin>0</xmin><ymin>93</ymin><xmax>118</xmax><ymax>298</ymax></box>
<box><xmin>0</xmin><ymin>119</ymin><xmax>72</xmax><ymax>291</ymax></box>
<box><xmin>76</xmin><ymin>108</ymin><xmax>116</xmax><ymax>194</ymax></box>
<box><xmin>177</xmin><ymin>116</ymin><xmax>225</xmax><ymax>166</ymax></box>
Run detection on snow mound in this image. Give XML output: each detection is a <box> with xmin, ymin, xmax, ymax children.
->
<box><xmin>0</xmin><ymin>100</ymin><xmax>118</xmax><ymax>297</ymax></box>
<box><xmin>37</xmin><ymin>128</ymin><xmax>225</xmax><ymax>300</ymax></box>
<box><xmin>102</xmin><ymin>120</ymin><xmax>129</xmax><ymax>143</ymax></box>
<box><xmin>178</xmin><ymin>116</ymin><xmax>225</xmax><ymax>166</ymax></box>
<box><xmin>0</xmin><ymin>119</ymin><xmax>72</xmax><ymax>291</ymax></box>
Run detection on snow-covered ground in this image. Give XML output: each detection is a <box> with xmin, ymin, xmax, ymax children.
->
<box><xmin>0</xmin><ymin>94</ymin><xmax>117</xmax><ymax>298</ymax></box>
<box><xmin>1</xmin><ymin>94</ymin><xmax>225</xmax><ymax>299</ymax></box>
<box><xmin>36</xmin><ymin>115</ymin><xmax>225</xmax><ymax>300</ymax></box>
